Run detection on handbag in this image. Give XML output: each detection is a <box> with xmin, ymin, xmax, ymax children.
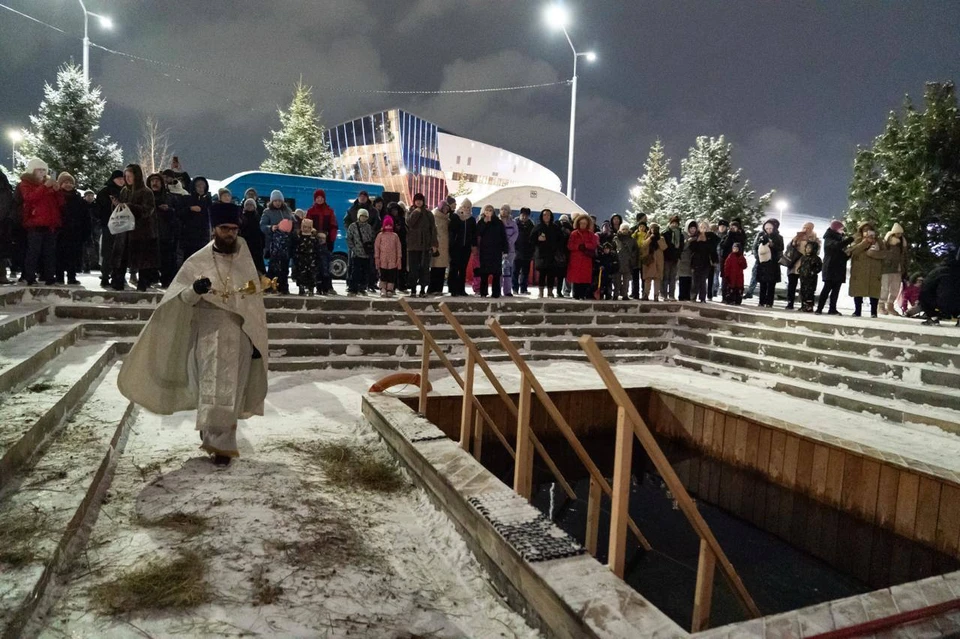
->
<box><xmin>107</xmin><ymin>203</ymin><xmax>136</xmax><ymax>235</ymax></box>
<box><xmin>779</xmin><ymin>242</ymin><xmax>800</xmax><ymax>268</ymax></box>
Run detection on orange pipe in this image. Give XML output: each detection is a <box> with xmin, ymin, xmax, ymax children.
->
<box><xmin>368</xmin><ymin>372</ymin><xmax>431</xmax><ymax>394</ymax></box>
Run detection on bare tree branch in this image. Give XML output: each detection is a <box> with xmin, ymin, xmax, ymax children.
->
<box><xmin>136</xmin><ymin>115</ymin><xmax>173</xmax><ymax>175</ymax></box>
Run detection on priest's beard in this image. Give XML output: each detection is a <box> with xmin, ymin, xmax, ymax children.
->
<box><xmin>213</xmin><ymin>236</ymin><xmax>238</xmax><ymax>253</ymax></box>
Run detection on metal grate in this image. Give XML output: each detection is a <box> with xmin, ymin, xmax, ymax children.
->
<box><xmin>469</xmin><ymin>491</ymin><xmax>584</xmax><ymax>563</ymax></box>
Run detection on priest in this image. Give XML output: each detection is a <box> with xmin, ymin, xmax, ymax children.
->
<box><xmin>118</xmin><ymin>201</ymin><xmax>269</xmax><ymax>466</ymax></box>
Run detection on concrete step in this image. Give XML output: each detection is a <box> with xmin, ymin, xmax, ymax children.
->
<box><xmin>0</xmin><ymin>306</ymin><xmax>50</xmax><ymax>342</ymax></box>
<box><xmin>672</xmin><ymin>341</ymin><xmax>960</xmax><ymax>413</ymax></box>
<box><xmin>684</xmin><ymin>331</ymin><xmax>960</xmax><ymax>390</ymax></box>
<box><xmin>0</xmin><ymin>324</ymin><xmax>83</xmax><ymax>394</ymax></box>
<box><xmin>0</xmin><ymin>363</ymin><xmax>134</xmax><ymax>638</ymax></box>
<box><xmin>671</xmin><ymin>354</ymin><xmax>960</xmax><ymax>434</ymax></box>
<box><xmin>0</xmin><ymin>341</ymin><xmax>116</xmax><ymax>493</ymax></box>
<box><xmin>680</xmin><ymin>315</ymin><xmax>960</xmax><ymax>369</ymax></box>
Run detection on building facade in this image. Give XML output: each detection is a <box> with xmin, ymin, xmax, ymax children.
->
<box><xmin>325</xmin><ymin>109</ymin><xmax>561</xmax><ymax>206</ymax></box>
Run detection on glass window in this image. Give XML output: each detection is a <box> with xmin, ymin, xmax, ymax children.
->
<box><xmin>467</xmin><ymin>157</ymin><xmax>472</xmax><ymax>166</ymax></box>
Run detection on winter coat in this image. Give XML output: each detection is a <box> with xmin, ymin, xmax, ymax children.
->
<box><xmin>821</xmin><ymin>228</ymin><xmax>852</xmax><ymax>283</ymax></box>
<box><xmin>663</xmin><ymin>224</ymin><xmax>684</xmax><ymax>262</ymax></box>
<box><xmin>798</xmin><ymin>254</ymin><xmax>822</xmax><ymax>280</ymax></box>
<box><xmin>95</xmin><ymin>179</ymin><xmax>123</xmax><ymax>227</ymax></box>
<box><xmin>502</xmin><ymin>217</ymin><xmax>519</xmax><ymax>260</ymax></box>
<box><xmin>449</xmin><ymin>212</ymin><xmax>476</xmax><ymax>260</ymax></box>
<box><xmin>181</xmin><ymin>177</ymin><xmax>212</xmax><ymax>247</ymax></box>
<box><xmin>720</xmin><ymin>229</ymin><xmax>746</xmax><ymax>263</ymax></box>
<box><xmin>151</xmin><ymin>186</ymin><xmax>178</xmax><ymax>245</ymax></box>
<box><xmin>306</xmin><ymin>192</ymin><xmax>337</xmax><ymax>251</ymax></box>
<box><xmin>689</xmin><ymin>237</ymin><xmax>713</xmax><ymax>272</ymax></box>
<box><xmin>642</xmin><ymin>235</ymin><xmax>667</xmax><ymax>281</ymax></box>
<box><xmin>678</xmin><ymin>234</ymin><xmax>696</xmax><ymax>277</ymax></box>
<box><xmin>375</xmin><ymin>230</ymin><xmax>403</xmax><ymax>270</ymax></box>
<box><xmin>260</xmin><ymin>204</ymin><xmax>296</xmax><ymax>260</ymax></box>
<box><xmin>431</xmin><ymin>208</ymin><xmax>451</xmax><ymax>268</ymax></box>
<box><xmin>614</xmin><ymin>232</ymin><xmax>638</xmax><ymax>275</ymax></box>
<box><xmin>406</xmin><ymin>204</ymin><xmax>437</xmax><ymax>252</ymax></box>
<box><xmin>514</xmin><ymin>217</ymin><xmax>535</xmax><ymax>261</ymax></box>
<box><xmin>59</xmin><ymin>189</ymin><xmax>92</xmax><ymax>243</ymax></box>
<box><xmin>293</xmin><ymin>233</ymin><xmax>321</xmax><ymax>287</ymax></box>
<box><xmin>17</xmin><ymin>174</ymin><xmax>63</xmax><ymax>229</ymax></box>
<box><xmin>921</xmin><ymin>255</ymin><xmax>960</xmax><ymax>318</ymax></box>
<box><xmin>786</xmin><ymin>232</ymin><xmax>819</xmax><ymax>275</ymax></box>
<box><xmin>705</xmin><ymin>232</ymin><xmax>721</xmax><ymax>267</ymax></box>
<box><xmin>846</xmin><ymin>231</ymin><xmax>886</xmax><ymax>298</ymax></box>
<box><xmin>0</xmin><ymin>180</ymin><xmax>14</xmax><ymax>224</ymax></box>
<box><xmin>239</xmin><ymin>208</ymin><xmax>265</xmax><ymax>267</ymax></box>
<box><xmin>119</xmin><ymin>182</ymin><xmax>159</xmax><ymax>270</ymax></box>
<box><xmin>532</xmin><ymin>221</ymin><xmax>564</xmax><ymax>271</ymax></box>
<box><xmin>566</xmin><ymin>222</ymin><xmax>599</xmax><ymax>285</ymax></box>
<box><xmin>723</xmin><ymin>252</ymin><xmax>747</xmax><ymax>288</ymax></box>
<box><xmin>347</xmin><ymin>220</ymin><xmax>375</xmax><ymax>258</ymax></box>
<box><xmin>476</xmin><ymin>216</ymin><xmax>508</xmax><ymax>273</ymax></box>
<box><xmin>345</xmin><ymin>198</ymin><xmax>379</xmax><ymax>231</ymax></box>
<box><xmin>754</xmin><ymin>230</ymin><xmax>784</xmax><ymax>283</ymax></box>
<box><xmin>881</xmin><ymin>239</ymin><xmax>909</xmax><ymax>276</ymax></box>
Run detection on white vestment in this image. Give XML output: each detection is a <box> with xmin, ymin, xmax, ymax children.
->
<box><xmin>118</xmin><ymin>237</ymin><xmax>269</xmax><ymax>457</ymax></box>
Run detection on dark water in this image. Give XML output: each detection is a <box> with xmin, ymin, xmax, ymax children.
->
<box><xmin>481</xmin><ymin>434</ymin><xmax>960</xmax><ymax>630</ymax></box>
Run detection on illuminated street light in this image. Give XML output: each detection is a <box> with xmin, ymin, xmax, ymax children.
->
<box><xmin>7</xmin><ymin>129</ymin><xmax>23</xmax><ymax>170</ymax></box>
<box><xmin>77</xmin><ymin>0</ymin><xmax>113</xmax><ymax>83</ymax></box>
<box><xmin>775</xmin><ymin>199</ymin><xmax>788</xmax><ymax>223</ymax></box>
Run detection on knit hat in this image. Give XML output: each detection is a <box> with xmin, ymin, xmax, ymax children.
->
<box><xmin>243</xmin><ymin>198</ymin><xmax>257</xmax><ymax>211</ymax></box>
<box><xmin>718</xmin><ymin>218</ymin><xmax>729</xmax><ymax>227</ymax></box>
<box><xmin>830</xmin><ymin>220</ymin><xmax>844</xmax><ymax>232</ymax></box>
<box><xmin>733</xmin><ymin>242</ymin><xmax>742</xmax><ymax>251</ymax></box>
<box><xmin>446</xmin><ymin>195</ymin><xmax>457</xmax><ymax>207</ymax></box>
<box><xmin>357</xmin><ymin>190</ymin><xmax>369</xmax><ymax>198</ymax></box>
<box><xmin>382</xmin><ymin>216</ymin><xmax>395</xmax><ymax>231</ymax></box>
<box><xmin>270</xmin><ymin>190</ymin><xmax>284</xmax><ymax>202</ymax></box>
<box><xmin>313</xmin><ymin>188</ymin><xmax>326</xmax><ymax>201</ymax></box>
<box><xmin>358</xmin><ymin>208</ymin><xmax>369</xmax><ymax>220</ymax></box>
<box><xmin>209</xmin><ymin>201</ymin><xmax>240</xmax><ymax>227</ymax></box>
<box><xmin>413</xmin><ymin>193</ymin><xmax>425</xmax><ymax>203</ymax></box>
<box><xmin>619</xmin><ymin>221</ymin><xmax>632</xmax><ymax>233</ymax></box>
<box><xmin>300</xmin><ymin>218</ymin><xmax>314</xmax><ymax>233</ymax></box>
<box><xmin>293</xmin><ymin>208</ymin><xmax>306</xmax><ymax>219</ymax></box>
<box><xmin>889</xmin><ymin>222</ymin><xmax>904</xmax><ymax>236</ymax></box>
<box><xmin>732</xmin><ymin>218</ymin><xmax>742</xmax><ymax>227</ymax></box>
<box><xmin>25</xmin><ymin>158</ymin><xmax>48</xmax><ymax>174</ymax></box>
<box><xmin>218</xmin><ymin>187</ymin><xmax>231</xmax><ymax>199</ymax></box>
<box><xmin>57</xmin><ymin>171</ymin><xmax>76</xmax><ymax>185</ymax></box>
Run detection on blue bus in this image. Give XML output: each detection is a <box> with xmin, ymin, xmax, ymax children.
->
<box><xmin>218</xmin><ymin>171</ymin><xmax>383</xmax><ymax>278</ymax></box>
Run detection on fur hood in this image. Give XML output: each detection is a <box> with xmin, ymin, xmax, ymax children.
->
<box><xmin>572</xmin><ymin>213</ymin><xmax>594</xmax><ymax>232</ymax></box>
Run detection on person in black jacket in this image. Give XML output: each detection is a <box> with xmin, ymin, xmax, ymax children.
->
<box><xmin>719</xmin><ymin>218</ymin><xmax>746</xmax><ymax>297</ymax></box>
<box><xmin>55</xmin><ymin>173</ymin><xmax>91</xmax><ymax>285</ymax></box>
<box><xmin>690</xmin><ymin>222</ymin><xmax>714</xmax><ymax>303</ymax></box>
<box><xmin>754</xmin><ymin>218</ymin><xmax>784</xmax><ymax>307</ymax></box>
<box><xmin>147</xmin><ymin>173</ymin><xmax>180</xmax><ymax>287</ymax></box>
<box><xmin>662</xmin><ymin>214</ymin><xmax>684</xmax><ymax>300</ymax></box>
<box><xmin>532</xmin><ymin>208</ymin><xmax>564</xmax><ymax>298</ymax></box>
<box><xmin>512</xmin><ymin>207</ymin><xmax>534</xmax><ymax>295</ymax></box>
<box><xmin>240</xmin><ymin>197</ymin><xmax>266</xmax><ymax>276</ymax></box>
<box><xmin>0</xmin><ymin>172</ymin><xmax>15</xmax><ymax>284</ymax></box>
<box><xmin>181</xmin><ymin>176</ymin><xmax>212</xmax><ymax>261</ymax></box>
<box><xmin>95</xmin><ymin>170</ymin><xmax>125</xmax><ymax>287</ymax></box>
<box><xmin>447</xmin><ymin>198</ymin><xmax>475</xmax><ymax>296</ymax></box>
<box><xmin>475</xmin><ymin>205</ymin><xmax>508</xmax><ymax>298</ymax></box>
<box><xmin>919</xmin><ymin>247</ymin><xmax>960</xmax><ymax>325</ymax></box>
<box><xmin>815</xmin><ymin>220</ymin><xmax>854</xmax><ymax>315</ymax></box>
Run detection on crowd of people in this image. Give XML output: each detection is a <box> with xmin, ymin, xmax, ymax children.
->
<box><xmin>1</xmin><ymin>156</ymin><xmax>957</xmax><ymax>325</ymax></box>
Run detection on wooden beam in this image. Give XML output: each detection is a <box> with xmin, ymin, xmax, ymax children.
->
<box><xmin>608</xmin><ymin>406</ymin><xmax>633</xmax><ymax>578</ymax></box>
<box><xmin>577</xmin><ymin>334</ymin><xmax>761</xmax><ymax>619</ymax></box>
<box><xmin>439</xmin><ymin>303</ymin><xmax>577</xmax><ymax>501</ymax></box>
<box><xmin>459</xmin><ymin>350</ymin><xmax>475</xmax><ymax>451</ymax></box>
<box><xmin>692</xmin><ymin>539</ymin><xmax>717</xmax><ymax>632</ymax></box>
<box><xmin>585</xmin><ymin>476</ymin><xmax>602</xmax><ymax>556</ymax></box>
<box><xmin>485</xmin><ymin>318</ymin><xmax>652</xmax><ymax>552</ymax></box>
<box><xmin>514</xmin><ymin>373</ymin><xmax>534</xmax><ymax>499</ymax></box>
<box><xmin>472</xmin><ymin>408</ymin><xmax>483</xmax><ymax>462</ymax></box>
<box><xmin>418</xmin><ymin>335</ymin><xmax>429</xmax><ymax>414</ymax></box>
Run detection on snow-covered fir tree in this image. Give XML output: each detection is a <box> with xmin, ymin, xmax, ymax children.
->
<box><xmin>16</xmin><ymin>63</ymin><xmax>123</xmax><ymax>187</ymax></box>
<box><xmin>627</xmin><ymin>139</ymin><xmax>676</xmax><ymax>226</ymax></box>
<box><xmin>261</xmin><ymin>82</ymin><xmax>334</xmax><ymax>177</ymax></box>
<box><xmin>673</xmin><ymin>135</ymin><xmax>771</xmax><ymax>232</ymax></box>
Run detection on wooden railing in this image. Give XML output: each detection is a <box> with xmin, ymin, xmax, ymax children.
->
<box><xmin>576</xmin><ymin>334</ymin><xmax>761</xmax><ymax>631</ymax></box>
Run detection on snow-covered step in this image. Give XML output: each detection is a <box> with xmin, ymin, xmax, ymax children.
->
<box><xmin>0</xmin><ymin>324</ymin><xmax>84</xmax><ymax>394</ymax></box>
<box><xmin>54</xmin><ymin>304</ymin><xmax>154</xmax><ymax>322</ymax></box>
<box><xmin>0</xmin><ymin>306</ymin><xmax>50</xmax><ymax>342</ymax></box>
<box><xmin>673</xmin><ymin>341</ymin><xmax>960</xmax><ymax>412</ymax></box>
<box><xmin>0</xmin><ymin>363</ymin><xmax>134</xmax><ymax>638</ymax></box>
<box><xmin>671</xmin><ymin>354</ymin><xmax>960</xmax><ymax>434</ymax></box>
<box><xmin>0</xmin><ymin>341</ymin><xmax>116</xmax><ymax>492</ymax></box>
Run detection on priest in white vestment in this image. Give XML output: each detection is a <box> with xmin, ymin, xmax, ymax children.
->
<box><xmin>118</xmin><ymin>201</ymin><xmax>269</xmax><ymax>466</ymax></box>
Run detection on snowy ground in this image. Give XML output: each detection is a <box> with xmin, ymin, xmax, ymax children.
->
<box><xmin>35</xmin><ymin>369</ymin><xmax>540</xmax><ymax>639</ymax></box>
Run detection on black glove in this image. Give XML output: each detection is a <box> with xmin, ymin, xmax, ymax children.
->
<box><xmin>252</xmin><ymin>347</ymin><xmax>262</xmax><ymax>360</ymax></box>
<box><xmin>193</xmin><ymin>277</ymin><xmax>212</xmax><ymax>295</ymax></box>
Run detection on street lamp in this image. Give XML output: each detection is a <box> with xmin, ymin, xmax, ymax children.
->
<box><xmin>545</xmin><ymin>3</ymin><xmax>596</xmax><ymax>200</ymax></box>
<box><xmin>77</xmin><ymin>0</ymin><xmax>112</xmax><ymax>84</ymax></box>
<box><xmin>775</xmin><ymin>199</ymin><xmax>788</xmax><ymax>223</ymax></box>
<box><xmin>7</xmin><ymin>130</ymin><xmax>22</xmax><ymax>171</ymax></box>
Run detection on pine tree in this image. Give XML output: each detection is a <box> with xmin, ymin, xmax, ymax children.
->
<box><xmin>17</xmin><ymin>62</ymin><xmax>123</xmax><ymax>187</ymax></box>
<box><xmin>261</xmin><ymin>82</ymin><xmax>334</xmax><ymax>177</ymax></box>
<box><xmin>848</xmin><ymin>82</ymin><xmax>960</xmax><ymax>272</ymax></box>
<box><xmin>453</xmin><ymin>172</ymin><xmax>473</xmax><ymax>198</ymax></box>
<box><xmin>672</xmin><ymin>135</ymin><xmax>771</xmax><ymax>232</ymax></box>
<box><xmin>628</xmin><ymin>139</ymin><xmax>675</xmax><ymax>226</ymax></box>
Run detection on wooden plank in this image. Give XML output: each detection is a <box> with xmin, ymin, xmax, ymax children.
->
<box><xmin>418</xmin><ymin>336</ymin><xmax>430</xmax><ymax>414</ymax></box>
<box><xmin>679</xmin><ymin>399</ymin><xmax>695</xmax><ymax>441</ymax></box>
<box><xmin>757</xmin><ymin>427</ymin><xmax>772</xmax><ymax>476</ymax></box>
<box><xmin>857</xmin><ymin>459</ymin><xmax>881</xmax><ymax>523</ymax></box>
<box><xmin>936</xmin><ymin>484</ymin><xmax>960</xmax><ymax>557</ymax></box>
<box><xmin>825</xmin><ymin>448</ymin><xmax>846</xmax><ymax>507</ymax></box>
<box><xmin>916</xmin><ymin>476</ymin><xmax>943</xmax><ymax>545</ymax></box>
<box><xmin>459</xmin><ymin>350</ymin><xmax>475</xmax><ymax>451</ymax></box>
<box><xmin>513</xmin><ymin>373</ymin><xmax>534</xmax><ymax>500</ymax></box>
<box><xmin>733</xmin><ymin>419</ymin><xmax>748</xmax><ymax>465</ymax></box>
<box><xmin>472</xmin><ymin>409</ymin><xmax>483</xmax><ymax>462</ymax></box>
<box><xmin>608</xmin><ymin>407</ymin><xmax>632</xmax><ymax>578</ymax></box>
<box><xmin>693</xmin><ymin>404</ymin><xmax>704</xmax><ymax>445</ymax></box>
<box><xmin>722</xmin><ymin>415</ymin><xmax>737</xmax><ymax>462</ymax></box>
<box><xmin>702</xmin><ymin>408</ymin><xmax>716</xmax><ymax>451</ymax></box>
<box><xmin>585</xmin><ymin>476</ymin><xmax>602</xmax><ymax>556</ymax></box>
<box><xmin>691</xmin><ymin>540</ymin><xmax>716</xmax><ymax>633</ymax></box>
<box><xmin>811</xmin><ymin>444</ymin><xmax>830</xmax><ymax>500</ymax></box>
<box><xmin>895</xmin><ymin>472</ymin><xmax>921</xmax><ymax>538</ymax></box>
<box><xmin>744</xmin><ymin>422</ymin><xmax>760</xmax><ymax>470</ymax></box>
<box><xmin>875</xmin><ymin>464</ymin><xmax>900</xmax><ymax>530</ymax></box>
<box><xmin>577</xmin><ymin>335</ymin><xmax>761</xmax><ymax>619</ymax></box>
<box><xmin>768</xmin><ymin>431</ymin><xmax>787</xmax><ymax>482</ymax></box>
<box><xmin>841</xmin><ymin>454</ymin><xmax>864</xmax><ymax>513</ymax></box>
<box><xmin>782</xmin><ymin>436</ymin><xmax>801</xmax><ymax>488</ymax></box>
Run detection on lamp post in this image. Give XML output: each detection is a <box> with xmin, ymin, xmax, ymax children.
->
<box><xmin>775</xmin><ymin>199</ymin><xmax>788</xmax><ymax>224</ymax></box>
<box><xmin>545</xmin><ymin>4</ymin><xmax>596</xmax><ymax>200</ymax></box>
<box><xmin>7</xmin><ymin>130</ymin><xmax>22</xmax><ymax>171</ymax></box>
<box><xmin>77</xmin><ymin>0</ymin><xmax>112</xmax><ymax>84</ymax></box>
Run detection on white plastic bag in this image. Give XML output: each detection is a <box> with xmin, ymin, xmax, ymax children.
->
<box><xmin>757</xmin><ymin>242</ymin><xmax>772</xmax><ymax>263</ymax></box>
<box><xmin>108</xmin><ymin>203</ymin><xmax>136</xmax><ymax>235</ymax></box>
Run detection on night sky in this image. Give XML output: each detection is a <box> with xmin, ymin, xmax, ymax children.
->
<box><xmin>2</xmin><ymin>1</ymin><xmax>959</xmax><ymax>226</ymax></box>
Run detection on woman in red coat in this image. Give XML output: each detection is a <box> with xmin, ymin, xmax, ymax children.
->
<box><xmin>722</xmin><ymin>242</ymin><xmax>748</xmax><ymax>305</ymax></box>
<box><xmin>566</xmin><ymin>213</ymin><xmax>599</xmax><ymax>300</ymax></box>
<box><xmin>17</xmin><ymin>158</ymin><xmax>63</xmax><ymax>285</ymax></box>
